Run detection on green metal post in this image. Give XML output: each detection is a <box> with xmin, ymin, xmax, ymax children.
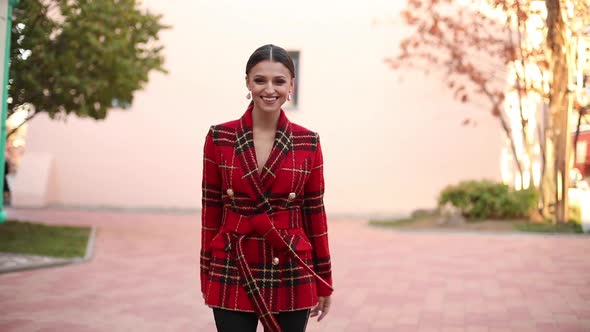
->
<box><xmin>0</xmin><ymin>0</ymin><xmax>18</xmax><ymax>223</ymax></box>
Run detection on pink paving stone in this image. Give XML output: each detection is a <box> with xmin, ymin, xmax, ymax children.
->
<box><xmin>0</xmin><ymin>319</ymin><xmax>36</xmax><ymax>331</ymax></box>
<box><xmin>442</xmin><ymin>318</ymin><xmax>466</xmax><ymax>328</ymax></box>
<box><xmin>396</xmin><ymin>313</ymin><xmax>421</xmax><ymax>325</ymax></box>
<box><xmin>575</xmin><ymin>308</ymin><xmax>590</xmax><ymax>317</ymax></box>
<box><xmin>417</xmin><ymin>320</ymin><xmax>444</xmax><ymax>330</ymax></box>
<box><xmin>369</xmin><ymin>317</ymin><xmax>395</xmax><ymax>329</ymax></box>
<box><xmin>488</xmin><ymin>328</ymin><xmax>515</xmax><ymax>332</ymax></box>
<box><xmin>344</xmin><ymin>322</ymin><xmax>373</xmax><ymax>332</ymax></box>
<box><xmin>1</xmin><ymin>208</ymin><xmax>590</xmax><ymax>332</ymax></box>
<box><xmin>420</xmin><ymin>310</ymin><xmax>445</xmax><ymax>323</ymax></box>
<box><xmin>120</xmin><ymin>303</ymin><xmax>197</xmax><ymax>321</ymax></box>
<box><xmin>535</xmin><ymin>322</ymin><xmax>560</xmax><ymax>331</ymax></box>
<box><xmin>440</xmin><ymin>328</ymin><xmax>466</xmax><ymax>332</ymax></box>
<box><xmin>367</xmin><ymin>291</ymin><xmax>406</xmax><ymax>305</ymax></box>
<box><xmin>505</xmin><ymin>306</ymin><xmax>532</xmax><ymax>319</ymax></box>
<box><xmin>483</xmin><ymin>318</ymin><xmax>511</xmax><ymax>329</ymax></box>
<box><xmin>36</xmin><ymin>323</ymin><xmax>102</xmax><ymax>332</ymax></box>
<box><xmin>416</xmin><ymin>326</ymin><xmax>441</xmax><ymax>332</ymax></box>
<box><xmin>390</xmin><ymin>323</ymin><xmax>421</xmax><ymax>331</ymax></box>
<box><xmin>464</xmin><ymin>327</ymin><xmax>489</xmax><ymax>332</ymax></box>
<box><xmin>580</xmin><ymin>319</ymin><xmax>590</xmax><ymax>328</ymax></box>
<box><xmin>556</xmin><ymin>322</ymin><xmax>590</xmax><ymax>332</ymax></box>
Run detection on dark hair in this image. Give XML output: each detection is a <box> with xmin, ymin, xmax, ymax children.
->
<box><xmin>245</xmin><ymin>44</ymin><xmax>295</xmax><ymax>78</ymax></box>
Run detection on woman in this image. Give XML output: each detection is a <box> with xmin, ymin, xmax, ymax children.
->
<box><xmin>200</xmin><ymin>44</ymin><xmax>334</xmax><ymax>332</ymax></box>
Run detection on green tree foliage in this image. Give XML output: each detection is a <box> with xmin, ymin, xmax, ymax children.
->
<box><xmin>8</xmin><ymin>0</ymin><xmax>168</xmax><ymax>134</ymax></box>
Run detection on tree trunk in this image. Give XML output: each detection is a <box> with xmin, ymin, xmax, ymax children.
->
<box><xmin>545</xmin><ymin>0</ymin><xmax>572</xmax><ymax>223</ymax></box>
<box><xmin>6</xmin><ymin>111</ymin><xmax>38</xmax><ymax>139</ymax></box>
<box><xmin>514</xmin><ymin>1</ymin><xmax>536</xmax><ymax>189</ymax></box>
<box><xmin>540</xmin><ymin>123</ymin><xmax>556</xmax><ymax>220</ymax></box>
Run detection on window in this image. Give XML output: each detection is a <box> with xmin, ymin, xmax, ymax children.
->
<box><xmin>285</xmin><ymin>50</ymin><xmax>300</xmax><ymax>109</ymax></box>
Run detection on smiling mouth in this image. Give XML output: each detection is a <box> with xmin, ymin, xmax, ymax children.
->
<box><xmin>261</xmin><ymin>96</ymin><xmax>279</xmax><ymax>103</ymax></box>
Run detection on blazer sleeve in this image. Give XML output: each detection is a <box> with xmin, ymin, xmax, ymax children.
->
<box><xmin>302</xmin><ymin>134</ymin><xmax>334</xmax><ymax>297</ymax></box>
<box><xmin>200</xmin><ymin>126</ymin><xmax>223</xmax><ymax>294</ymax></box>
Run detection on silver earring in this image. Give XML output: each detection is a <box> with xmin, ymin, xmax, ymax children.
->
<box><xmin>287</xmin><ymin>93</ymin><xmax>292</xmax><ymax>101</ymax></box>
<box><xmin>246</xmin><ymin>91</ymin><xmax>252</xmax><ymax>99</ymax></box>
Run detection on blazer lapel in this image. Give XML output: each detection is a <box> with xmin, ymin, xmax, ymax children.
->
<box><xmin>259</xmin><ymin>111</ymin><xmax>292</xmax><ymax>193</ymax></box>
<box><xmin>235</xmin><ymin>106</ymin><xmax>272</xmax><ymax>213</ymax></box>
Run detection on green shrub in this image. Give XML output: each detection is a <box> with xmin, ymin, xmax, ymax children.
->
<box><xmin>438</xmin><ymin>180</ymin><xmax>538</xmax><ymax>221</ymax></box>
<box><xmin>569</xmin><ymin>205</ymin><xmax>582</xmax><ymax>224</ymax></box>
<box><xmin>503</xmin><ymin>187</ymin><xmax>538</xmax><ymax>219</ymax></box>
<box><xmin>410</xmin><ymin>208</ymin><xmax>438</xmax><ymax>219</ymax></box>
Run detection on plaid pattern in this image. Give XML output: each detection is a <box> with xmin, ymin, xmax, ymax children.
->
<box><xmin>200</xmin><ymin>106</ymin><xmax>334</xmax><ymax>322</ymax></box>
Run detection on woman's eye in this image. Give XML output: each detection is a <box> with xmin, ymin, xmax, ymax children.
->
<box><xmin>274</xmin><ymin>80</ymin><xmax>286</xmax><ymax>85</ymax></box>
<box><xmin>254</xmin><ymin>79</ymin><xmax>265</xmax><ymax>84</ymax></box>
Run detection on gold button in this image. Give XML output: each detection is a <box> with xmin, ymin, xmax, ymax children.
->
<box><xmin>272</xmin><ymin>257</ymin><xmax>279</xmax><ymax>266</ymax></box>
<box><xmin>288</xmin><ymin>192</ymin><xmax>296</xmax><ymax>201</ymax></box>
<box><xmin>226</xmin><ymin>188</ymin><xmax>234</xmax><ymax>197</ymax></box>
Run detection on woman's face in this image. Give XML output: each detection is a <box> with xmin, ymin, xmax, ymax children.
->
<box><xmin>246</xmin><ymin>60</ymin><xmax>294</xmax><ymax>114</ymax></box>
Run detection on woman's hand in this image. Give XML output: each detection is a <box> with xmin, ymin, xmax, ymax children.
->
<box><xmin>310</xmin><ymin>296</ymin><xmax>331</xmax><ymax>322</ymax></box>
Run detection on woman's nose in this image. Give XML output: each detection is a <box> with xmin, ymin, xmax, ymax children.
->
<box><xmin>264</xmin><ymin>82</ymin><xmax>274</xmax><ymax>93</ymax></box>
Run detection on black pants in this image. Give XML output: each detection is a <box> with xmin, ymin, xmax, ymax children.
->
<box><xmin>213</xmin><ymin>308</ymin><xmax>310</xmax><ymax>332</ymax></box>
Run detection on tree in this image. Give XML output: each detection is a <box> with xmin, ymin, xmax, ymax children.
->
<box><xmin>543</xmin><ymin>0</ymin><xmax>584</xmax><ymax>223</ymax></box>
<box><xmin>8</xmin><ymin>0</ymin><xmax>169</xmax><ymax>137</ymax></box>
<box><xmin>388</xmin><ymin>0</ymin><xmax>589</xmax><ymax>222</ymax></box>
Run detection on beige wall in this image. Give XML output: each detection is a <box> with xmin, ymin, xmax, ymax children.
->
<box><xmin>17</xmin><ymin>0</ymin><xmax>503</xmax><ymax>217</ymax></box>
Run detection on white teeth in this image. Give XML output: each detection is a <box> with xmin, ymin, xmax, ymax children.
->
<box><xmin>262</xmin><ymin>97</ymin><xmax>277</xmax><ymax>101</ymax></box>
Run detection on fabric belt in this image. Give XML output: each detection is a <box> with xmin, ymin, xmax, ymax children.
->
<box><xmin>221</xmin><ymin>209</ymin><xmax>333</xmax><ymax>332</ymax></box>
<box><xmin>222</xmin><ymin>209</ymin><xmax>300</xmax><ymax>234</ymax></box>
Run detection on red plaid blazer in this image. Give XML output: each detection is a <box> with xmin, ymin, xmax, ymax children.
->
<box><xmin>200</xmin><ymin>106</ymin><xmax>334</xmax><ymax>314</ymax></box>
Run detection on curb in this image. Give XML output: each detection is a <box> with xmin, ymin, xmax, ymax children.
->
<box><xmin>83</xmin><ymin>226</ymin><xmax>97</xmax><ymax>261</ymax></box>
<box><xmin>0</xmin><ymin>225</ymin><xmax>97</xmax><ymax>274</ymax></box>
<box><xmin>369</xmin><ymin>223</ymin><xmax>590</xmax><ymax>238</ymax></box>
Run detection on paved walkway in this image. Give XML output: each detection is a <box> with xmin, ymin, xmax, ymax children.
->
<box><xmin>1</xmin><ymin>208</ymin><xmax>589</xmax><ymax>332</ymax></box>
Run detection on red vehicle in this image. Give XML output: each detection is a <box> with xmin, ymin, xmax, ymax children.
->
<box><xmin>574</xmin><ymin>129</ymin><xmax>590</xmax><ymax>178</ymax></box>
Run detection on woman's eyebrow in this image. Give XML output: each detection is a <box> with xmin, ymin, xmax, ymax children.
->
<box><xmin>252</xmin><ymin>74</ymin><xmax>287</xmax><ymax>79</ymax></box>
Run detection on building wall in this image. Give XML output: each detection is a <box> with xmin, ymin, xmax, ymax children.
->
<box><xmin>17</xmin><ymin>0</ymin><xmax>503</xmax><ymax>217</ymax></box>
